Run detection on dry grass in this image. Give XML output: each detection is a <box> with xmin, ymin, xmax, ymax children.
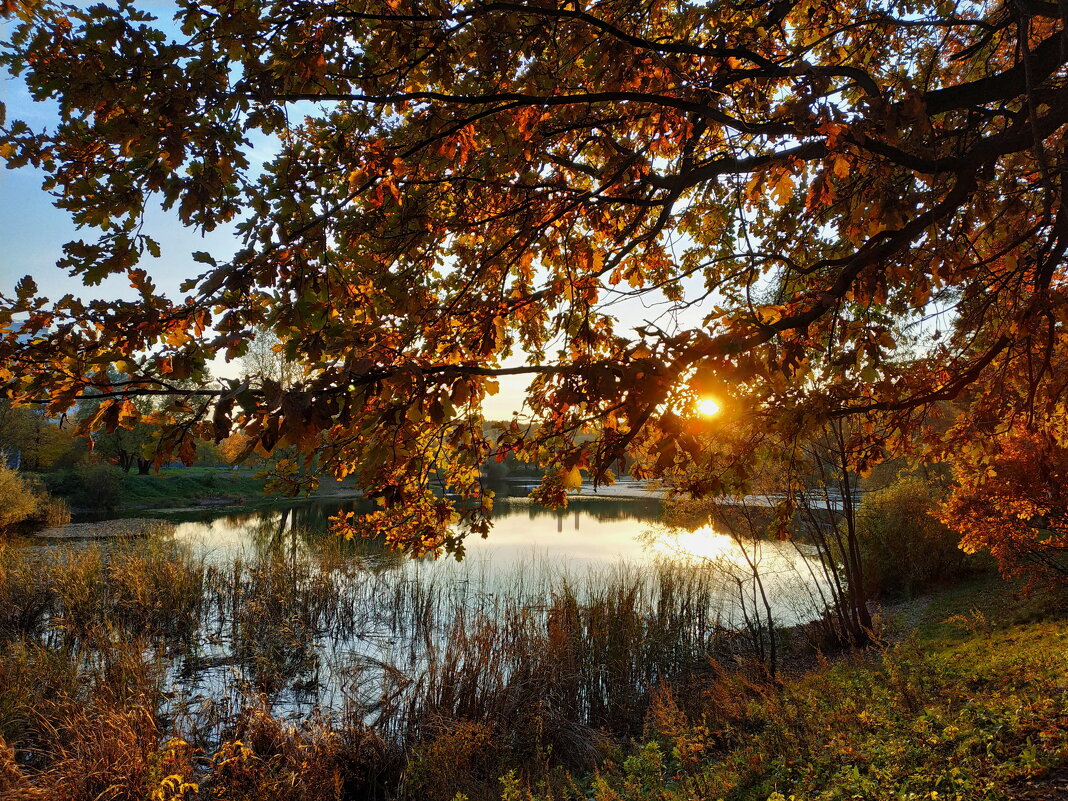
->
<box><xmin>0</xmin><ymin>533</ymin><xmax>759</xmax><ymax>799</ymax></box>
<box><xmin>36</xmin><ymin>497</ymin><xmax>71</xmax><ymax>528</ymax></box>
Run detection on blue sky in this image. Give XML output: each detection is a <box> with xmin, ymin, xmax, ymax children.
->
<box><xmin>1</xmin><ymin>2</ymin><xmax>220</xmax><ymax>303</ymax></box>
<box><xmin>1</xmin><ymin>3</ymin><xmax>709</xmax><ymax>420</ymax></box>
<box><xmin>0</xmin><ymin>59</ymin><xmax>543</xmax><ymax>416</ymax></box>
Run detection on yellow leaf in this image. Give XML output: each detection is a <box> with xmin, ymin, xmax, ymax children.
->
<box><xmin>770</xmin><ymin>169</ymin><xmax>794</xmax><ymax>205</ymax></box>
<box><xmin>561</xmin><ymin>466</ymin><xmax>583</xmax><ymax>490</ymax></box>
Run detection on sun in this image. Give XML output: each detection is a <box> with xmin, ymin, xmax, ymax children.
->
<box><xmin>696</xmin><ymin>397</ymin><xmax>721</xmax><ymax>417</ymax></box>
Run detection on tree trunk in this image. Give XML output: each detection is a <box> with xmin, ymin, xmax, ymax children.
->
<box><xmin>832</xmin><ymin>421</ymin><xmax>873</xmax><ymax>641</ymax></box>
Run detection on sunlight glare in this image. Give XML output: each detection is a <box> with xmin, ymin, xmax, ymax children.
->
<box><xmin>652</xmin><ymin>525</ymin><xmax>736</xmax><ymax>562</ymax></box>
<box><xmin>696</xmin><ymin>397</ymin><xmax>721</xmax><ymax>417</ymax></box>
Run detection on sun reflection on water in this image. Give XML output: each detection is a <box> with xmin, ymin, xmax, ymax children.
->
<box><xmin>650</xmin><ymin>524</ymin><xmax>739</xmax><ymax>562</ymax></box>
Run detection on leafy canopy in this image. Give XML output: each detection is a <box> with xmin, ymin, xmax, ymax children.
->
<box><xmin>943</xmin><ymin>429</ymin><xmax>1068</xmax><ymax>587</ymax></box>
<box><xmin>2</xmin><ymin>0</ymin><xmax>1067</xmax><ymax>554</ymax></box>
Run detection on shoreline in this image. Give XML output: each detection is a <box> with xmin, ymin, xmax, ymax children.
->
<box><xmin>30</xmin><ymin>517</ymin><xmax>175</xmax><ymax>540</ymax></box>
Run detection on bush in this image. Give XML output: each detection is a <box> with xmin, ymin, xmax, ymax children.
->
<box><xmin>45</xmin><ymin>463</ymin><xmax>126</xmax><ymax>511</ymax></box>
<box><xmin>80</xmin><ymin>463</ymin><xmax>126</xmax><ymax>510</ymax></box>
<box><xmin>0</xmin><ymin>465</ymin><xmax>40</xmax><ymax>531</ymax></box>
<box><xmin>857</xmin><ymin>476</ymin><xmax>976</xmax><ymax>599</ymax></box>
<box><xmin>941</xmin><ymin>430</ymin><xmax>1068</xmax><ymax>590</ymax></box>
<box><xmin>405</xmin><ymin>720</ymin><xmax>496</xmax><ymax>801</ymax></box>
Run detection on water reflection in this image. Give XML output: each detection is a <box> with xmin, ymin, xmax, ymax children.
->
<box><xmin>31</xmin><ymin>491</ymin><xmax>840</xmax><ymax>726</ymax></box>
<box><xmin>647</xmin><ymin>524</ymin><xmax>835</xmax><ymax>627</ymax></box>
<box><xmin>160</xmin><ymin>493</ymin><xmax>832</xmax><ymax>626</ymax></box>
<box><xmin>168</xmin><ymin>494</ymin><xmax>666</xmax><ymax>569</ymax></box>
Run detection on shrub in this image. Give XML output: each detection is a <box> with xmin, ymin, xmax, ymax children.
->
<box><xmin>203</xmin><ymin>704</ymin><xmax>385</xmax><ymax>801</ymax></box>
<box><xmin>405</xmin><ymin>720</ymin><xmax>496</xmax><ymax>801</ymax></box>
<box><xmin>59</xmin><ymin>463</ymin><xmax>125</xmax><ymax>511</ymax></box>
<box><xmin>0</xmin><ymin>465</ymin><xmax>40</xmax><ymax>531</ymax></box>
<box><xmin>20</xmin><ymin>475</ymin><xmax>72</xmax><ymax>528</ymax></box>
<box><xmin>42</xmin><ymin>463</ymin><xmax>126</xmax><ymax>511</ymax></box>
<box><xmin>857</xmin><ymin>475</ymin><xmax>975</xmax><ymax>599</ymax></box>
<box><xmin>2</xmin><ymin>472</ymin><xmax>73</xmax><ymax>530</ymax></box>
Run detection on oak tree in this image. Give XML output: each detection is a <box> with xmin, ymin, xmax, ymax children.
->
<box><xmin>2</xmin><ymin>0</ymin><xmax>1067</xmax><ymax>555</ymax></box>
<box><xmin>942</xmin><ymin>429</ymin><xmax>1068</xmax><ymax>586</ymax></box>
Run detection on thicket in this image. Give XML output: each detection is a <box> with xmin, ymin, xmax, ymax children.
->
<box><xmin>39</xmin><ymin>463</ymin><xmax>267</xmax><ymax>512</ymax></box>
<box><xmin>856</xmin><ymin>475</ymin><xmax>980</xmax><ymax>599</ymax></box>
<box><xmin>0</xmin><ymin>465</ymin><xmax>41</xmax><ymax>530</ymax></box>
<box><xmin>0</xmin><ymin>464</ymin><xmax>71</xmax><ymax>532</ymax></box>
<box><xmin>43</xmin><ymin>462</ymin><xmax>126</xmax><ymax>512</ymax></box>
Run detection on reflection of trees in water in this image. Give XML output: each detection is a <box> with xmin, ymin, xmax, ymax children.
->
<box><xmin>223</xmin><ymin>501</ymin><xmax>405</xmax><ymax>571</ymax></box>
<box><xmin>209</xmin><ymin>495</ymin><xmax>662</xmax><ymax>558</ymax></box>
<box><xmin>493</xmin><ymin>496</ymin><xmax>663</xmax><ymax>525</ymax></box>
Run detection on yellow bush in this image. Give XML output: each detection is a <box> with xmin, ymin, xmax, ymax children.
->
<box><xmin>0</xmin><ymin>465</ymin><xmax>39</xmax><ymax>531</ymax></box>
<box><xmin>857</xmin><ymin>476</ymin><xmax>975</xmax><ymax>598</ymax></box>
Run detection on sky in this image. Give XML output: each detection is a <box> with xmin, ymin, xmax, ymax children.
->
<box><xmin>0</xmin><ymin>57</ymin><xmax>545</xmax><ymax>417</ymax></box>
<box><xmin>0</xmin><ymin>3</ymin><xmax>712</xmax><ymax>421</ymax></box>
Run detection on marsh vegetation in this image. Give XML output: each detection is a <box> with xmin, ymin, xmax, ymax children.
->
<box><xmin>0</xmin><ymin>492</ymin><xmax>846</xmax><ymax>801</ymax></box>
<box><xmin>0</xmin><ymin>486</ymin><xmax>1042</xmax><ymax>801</ymax></box>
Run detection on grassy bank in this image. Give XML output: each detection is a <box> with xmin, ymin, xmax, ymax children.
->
<box><xmin>118</xmin><ymin>468</ymin><xmax>268</xmax><ymax>509</ymax></box>
<box><xmin>555</xmin><ymin>578</ymin><xmax>1068</xmax><ymax>801</ymax></box>
<box><xmin>0</xmin><ymin>533</ymin><xmax>1064</xmax><ymax>801</ymax></box>
<box><xmin>41</xmin><ymin>466</ymin><xmax>269</xmax><ymax>513</ymax></box>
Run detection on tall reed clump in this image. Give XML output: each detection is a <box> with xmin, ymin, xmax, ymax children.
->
<box><xmin>393</xmin><ymin>562</ymin><xmax>734</xmax><ymax>800</ymax></box>
<box><xmin>0</xmin><ymin>544</ymin><xmax>52</xmax><ymax>639</ymax></box>
<box><xmin>0</xmin><ymin>537</ymin><xmax>201</xmax><ymax>795</ymax></box>
<box><xmin>0</xmin><ymin>530</ymin><xmax>760</xmax><ymax>800</ymax></box>
<box><xmin>207</xmin><ymin>551</ymin><xmax>340</xmax><ymax>694</ymax></box>
<box><xmin>32</xmin><ymin>495</ymin><xmax>71</xmax><ymax>528</ymax></box>
<box><xmin>108</xmin><ymin>540</ymin><xmax>206</xmax><ymax>642</ymax></box>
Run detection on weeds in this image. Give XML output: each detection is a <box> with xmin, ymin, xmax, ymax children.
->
<box><xmin>1</xmin><ymin>534</ymin><xmax>1061</xmax><ymax>800</ymax></box>
<box><xmin>0</xmin><ymin>535</ymin><xmax>744</xmax><ymax>799</ymax></box>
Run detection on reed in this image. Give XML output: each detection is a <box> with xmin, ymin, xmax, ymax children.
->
<box><xmin>0</xmin><ymin>544</ymin><xmax>52</xmax><ymax>639</ymax></box>
<box><xmin>0</xmin><ymin>531</ymin><xmax>755</xmax><ymax>799</ymax></box>
<box><xmin>37</xmin><ymin>496</ymin><xmax>72</xmax><ymax>528</ymax></box>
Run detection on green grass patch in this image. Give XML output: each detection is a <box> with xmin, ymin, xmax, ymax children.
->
<box><xmin>40</xmin><ymin>466</ymin><xmax>270</xmax><ymax>512</ymax></box>
<box><xmin>534</xmin><ymin>578</ymin><xmax>1068</xmax><ymax>801</ymax></box>
<box><xmin>118</xmin><ymin>468</ymin><xmax>267</xmax><ymax>509</ymax></box>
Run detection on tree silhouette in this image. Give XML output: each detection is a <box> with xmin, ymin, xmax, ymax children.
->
<box><xmin>2</xmin><ymin>0</ymin><xmax>1067</xmax><ymax>552</ymax></box>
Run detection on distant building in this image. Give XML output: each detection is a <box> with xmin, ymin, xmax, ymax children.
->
<box><xmin>0</xmin><ymin>447</ymin><xmax>21</xmax><ymax>470</ymax></box>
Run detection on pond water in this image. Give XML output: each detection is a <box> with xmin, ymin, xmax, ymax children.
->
<box><xmin>153</xmin><ymin>488</ymin><xmax>833</xmax><ymax>628</ymax></box>
<box><xmin>21</xmin><ymin>487</ymin><xmax>838</xmax><ymax>740</ymax></box>
<box><xmin>168</xmin><ymin>494</ymin><xmax>664</xmax><ymax>565</ymax></box>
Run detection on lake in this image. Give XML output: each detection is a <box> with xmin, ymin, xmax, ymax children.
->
<box><xmin>16</xmin><ymin>487</ymin><xmax>837</xmax><ymax>742</ymax></box>
<box><xmin>155</xmin><ymin>489</ymin><xmax>834</xmax><ymax>629</ymax></box>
